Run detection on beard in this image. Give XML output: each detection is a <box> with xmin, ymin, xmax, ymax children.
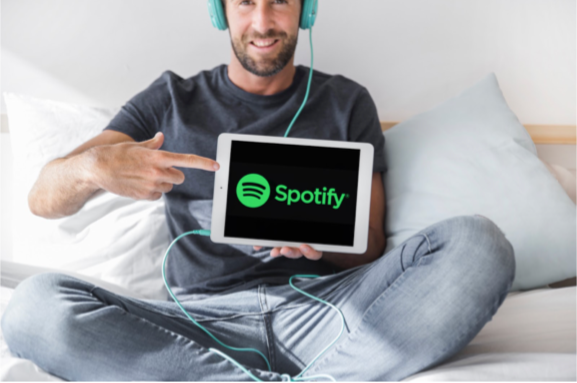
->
<box><xmin>230</xmin><ymin>29</ymin><xmax>298</xmax><ymax>77</ymax></box>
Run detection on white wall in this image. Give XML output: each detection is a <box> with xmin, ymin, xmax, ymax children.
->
<box><xmin>1</xmin><ymin>0</ymin><xmax>575</xmax><ymax>125</ymax></box>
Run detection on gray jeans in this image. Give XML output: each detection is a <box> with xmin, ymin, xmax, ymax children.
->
<box><xmin>1</xmin><ymin>214</ymin><xmax>515</xmax><ymax>381</ymax></box>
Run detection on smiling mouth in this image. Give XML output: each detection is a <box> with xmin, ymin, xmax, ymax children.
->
<box><xmin>250</xmin><ymin>39</ymin><xmax>280</xmax><ymax>48</ymax></box>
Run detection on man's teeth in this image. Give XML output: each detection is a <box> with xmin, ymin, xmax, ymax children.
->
<box><xmin>252</xmin><ymin>39</ymin><xmax>277</xmax><ymax>47</ymax></box>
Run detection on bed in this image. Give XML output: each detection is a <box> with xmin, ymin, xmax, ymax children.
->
<box><xmin>1</xmin><ymin>74</ymin><xmax>576</xmax><ymax>381</ymax></box>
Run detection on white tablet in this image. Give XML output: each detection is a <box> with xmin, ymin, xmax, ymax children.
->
<box><xmin>210</xmin><ymin>133</ymin><xmax>374</xmax><ymax>254</ymax></box>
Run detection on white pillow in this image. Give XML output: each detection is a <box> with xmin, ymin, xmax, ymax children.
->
<box><xmin>382</xmin><ymin>73</ymin><xmax>576</xmax><ymax>291</ymax></box>
<box><xmin>3</xmin><ymin>92</ymin><xmax>170</xmax><ymax>300</ymax></box>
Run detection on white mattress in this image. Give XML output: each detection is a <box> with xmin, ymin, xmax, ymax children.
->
<box><xmin>0</xmin><ymin>262</ymin><xmax>575</xmax><ymax>381</ymax></box>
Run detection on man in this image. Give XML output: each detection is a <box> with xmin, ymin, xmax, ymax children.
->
<box><xmin>1</xmin><ymin>0</ymin><xmax>515</xmax><ymax>381</ymax></box>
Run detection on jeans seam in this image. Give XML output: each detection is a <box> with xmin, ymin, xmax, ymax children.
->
<box><xmin>194</xmin><ymin>304</ymin><xmax>312</xmax><ymax>323</ymax></box>
<box><xmin>396</xmin><ymin>232</ymin><xmax>434</xmax><ymax>273</ymax></box>
<box><xmin>400</xmin><ymin>244</ymin><xmax>407</xmax><ymax>272</ymax></box>
<box><xmin>258</xmin><ymin>284</ymin><xmax>275</xmax><ymax>371</ymax></box>
<box><xmin>89</xmin><ymin>285</ymin><xmax>308</xmax><ymax>326</ymax></box>
<box><xmin>89</xmin><ymin>286</ymin><xmax>210</xmax><ymax>323</ymax></box>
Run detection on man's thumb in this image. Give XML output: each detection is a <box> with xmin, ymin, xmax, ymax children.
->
<box><xmin>140</xmin><ymin>132</ymin><xmax>164</xmax><ymax>150</ymax></box>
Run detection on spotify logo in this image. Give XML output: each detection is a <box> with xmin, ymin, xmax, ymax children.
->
<box><xmin>236</xmin><ymin>173</ymin><xmax>271</xmax><ymax>208</ymax></box>
<box><xmin>236</xmin><ymin>173</ymin><xmax>349</xmax><ymax>210</ymax></box>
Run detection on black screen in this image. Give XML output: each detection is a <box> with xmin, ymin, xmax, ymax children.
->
<box><xmin>224</xmin><ymin>141</ymin><xmax>360</xmax><ymax>246</ymax></box>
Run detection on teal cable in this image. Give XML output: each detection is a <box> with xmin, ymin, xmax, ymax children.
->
<box><xmin>284</xmin><ymin>27</ymin><xmax>314</xmax><ymax>138</ymax></box>
<box><xmin>162</xmin><ymin>19</ymin><xmax>343</xmax><ymax>383</ymax></box>
<box><xmin>163</xmin><ymin>232</ymin><xmax>343</xmax><ymax>382</ymax></box>
<box><xmin>208</xmin><ymin>348</ymin><xmax>265</xmax><ymax>382</ymax></box>
<box><xmin>208</xmin><ymin>348</ymin><xmax>337</xmax><ymax>382</ymax></box>
<box><xmin>162</xmin><ymin>229</ymin><xmax>272</xmax><ymax>372</ymax></box>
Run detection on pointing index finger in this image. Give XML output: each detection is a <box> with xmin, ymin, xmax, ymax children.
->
<box><xmin>158</xmin><ymin>150</ymin><xmax>219</xmax><ymax>171</ymax></box>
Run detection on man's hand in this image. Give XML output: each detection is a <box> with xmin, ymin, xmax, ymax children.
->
<box><xmin>89</xmin><ymin>132</ymin><xmax>220</xmax><ymax>201</ymax></box>
<box><xmin>253</xmin><ymin>244</ymin><xmax>323</xmax><ymax>261</ymax></box>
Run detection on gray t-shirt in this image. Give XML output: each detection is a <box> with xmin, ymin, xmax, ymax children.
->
<box><xmin>104</xmin><ymin>64</ymin><xmax>386</xmax><ymax>300</ymax></box>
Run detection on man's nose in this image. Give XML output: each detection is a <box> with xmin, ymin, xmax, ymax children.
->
<box><xmin>251</xmin><ymin>2</ymin><xmax>276</xmax><ymax>34</ymax></box>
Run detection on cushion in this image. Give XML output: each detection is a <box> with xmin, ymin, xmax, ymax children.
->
<box><xmin>382</xmin><ymin>73</ymin><xmax>576</xmax><ymax>291</ymax></box>
<box><xmin>3</xmin><ymin>92</ymin><xmax>170</xmax><ymax>300</ymax></box>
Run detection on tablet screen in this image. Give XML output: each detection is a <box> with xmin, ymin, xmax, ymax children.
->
<box><xmin>224</xmin><ymin>140</ymin><xmax>360</xmax><ymax>246</ymax></box>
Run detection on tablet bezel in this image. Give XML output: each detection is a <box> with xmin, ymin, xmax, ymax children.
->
<box><xmin>210</xmin><ymin>133</ymin><xmax>374</xmax><ymax>254</ymax></box>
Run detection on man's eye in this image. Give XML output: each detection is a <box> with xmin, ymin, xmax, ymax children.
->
<box><xmin>240</xmin><ymin>0</ymin><xmax>287</xmax><ymax>4</ymax></box>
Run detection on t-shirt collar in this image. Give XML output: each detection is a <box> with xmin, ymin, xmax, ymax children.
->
<box><xmin>222</xmin><ymin>64</ymin><xmax>306</xmax><ymax>105</ymax></box>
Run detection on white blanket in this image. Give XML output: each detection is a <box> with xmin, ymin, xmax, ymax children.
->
<box><xmin>402</xmin><ymin>286</ymin><xmax>576</xmax><ymax>381</ymax></box>
<box><xmin>1</xmin><ymin>274</ymin><xmax>575</xmax><ymax>381</ymax></box>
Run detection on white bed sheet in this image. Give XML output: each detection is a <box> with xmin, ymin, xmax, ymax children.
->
<box><xmin>1</xmin><ymin>264</ymin><xmax>575</xmax><ymax>381</ymax></box>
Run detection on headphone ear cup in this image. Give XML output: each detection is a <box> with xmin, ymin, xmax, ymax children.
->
<box><xmin>300</xmin><ymin>0</ymin><xmax>318</xmax><ymax>30</ymax></box>
<box><xmin>207</xmin><ymin>0</ymin><xmax>228</xmax><ymax>30</ymax></box>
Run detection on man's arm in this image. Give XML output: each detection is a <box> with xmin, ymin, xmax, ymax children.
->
<box><xmin>321</xmin><ymin>171</ymin><xmax>387</xmax><ymax>270</ymax></box>
<box><xmin>28</xmin><ymin>129</ymin><xmax>220</xmax><ymax>220</ymax></box>
<box><xmin>28</xmin><ymin>130</ymin><xmax>135</xmax><ymax>219</ymax></box>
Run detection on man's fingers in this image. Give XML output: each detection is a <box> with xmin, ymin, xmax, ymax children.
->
<box><xmin>300</xmin><ymin>244</ymin><xmax>323</xmax><ymax>260</ymax></box>
<box><xmin>280</xmin><ymin>246</ymin><xmax>303</xmax><ymax>259</ymax></box>
<box><xmin>139</xmin><ymin>132</ymin><xmax>164</xmax><ymax>150</ymax></box>
<box><xmin>161</xmin><ymin>167</ymin><xmax>186</xmax><ymax>185</ymax></box>
<box><xmin>137</xmin><ymin>133</ymin><xmax>219</xmax><ymax>171</ymax></box>
<box><xmin>268</xmin><ymin>245</ymin><xmax>322</xmax><ymax>260</ymax></box>
<box><xmin>154</xmin><ymin>182</ymin><xmax>174</xmax><ymax>194</ymax></box>
<box><xmin>158</xmin><ymin>151</ymin><xmax>219</xmax><ymax>171</ymax></box>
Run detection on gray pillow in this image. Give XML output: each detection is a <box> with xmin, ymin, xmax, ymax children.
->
<box><xmin>382</xmin><ymin>73</ymin><xmax>576</xmax><ymax>291</ymax></box>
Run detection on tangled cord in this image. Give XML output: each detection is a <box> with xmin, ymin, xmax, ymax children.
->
<box><xmin>162</xmin><ymin>230</ymin><xmax>345</xmax><ymax>381</ymax></box>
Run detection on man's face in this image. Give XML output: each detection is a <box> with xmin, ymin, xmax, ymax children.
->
<box><xmin>225</xmin><ymin>0</ymin><xmax>301</xmax><ymax>77</ymax></box>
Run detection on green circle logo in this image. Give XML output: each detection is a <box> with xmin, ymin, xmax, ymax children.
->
<box><xmin>236</xmin><ymin>173</ymin><xmax>270</xmax><ymax>208</ymax></box>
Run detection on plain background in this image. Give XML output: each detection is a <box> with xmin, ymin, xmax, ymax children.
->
<box><xmin>1</xmin><ymin>0</ymin><xmax>575</xmax><ymax>124</ymax></box>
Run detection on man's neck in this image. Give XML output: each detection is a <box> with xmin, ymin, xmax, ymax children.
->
<box><xmin>227</xmin><ymin>54</ymin><xmax>297</xmax><ymax>96</ymax></box>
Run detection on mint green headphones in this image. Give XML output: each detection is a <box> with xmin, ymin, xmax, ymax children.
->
<box><xmin>207</xmin><ymin>0</ymin><xmax>318</xmax><ymax>31</ymax></box>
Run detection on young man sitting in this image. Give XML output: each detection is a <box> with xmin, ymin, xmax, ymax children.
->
<box><xmin>1</xmin><ymin>0</ymin><xmax>515</xmax><ymax>380</ymax></box>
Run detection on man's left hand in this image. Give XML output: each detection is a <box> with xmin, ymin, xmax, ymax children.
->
<box><xmin>253</xmin><ymin>245</ymin><xmax>323</xmax><ymax>261</ymax></box>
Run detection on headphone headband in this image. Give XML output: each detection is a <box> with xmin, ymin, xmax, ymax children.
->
<box><xmin>207</xmin><ymin>0</ymin><xmax>318</xmax><ymax>31</ymax></box>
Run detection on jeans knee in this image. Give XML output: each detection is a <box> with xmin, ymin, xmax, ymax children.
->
<box><xmin>472</xmin><ymin>214</ymin><xmax>516</xmax><ymax>286</ymax></box>
<box><xmin>1</xmin><ymin>272</ymin><xmax>72</xmax><ymax>356</ymax></box>
<box><xmin>438</xmin><ymin>215</ymin><xmax>516</xmax><ymax>294</ymax></box>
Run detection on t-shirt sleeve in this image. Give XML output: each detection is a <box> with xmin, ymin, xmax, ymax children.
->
<box><xmin>348</xmin><ymin>87</ymin><xmax>387</xmax><ymax>173</ymax></box>
<box><xmin>103</xmin><ymin>71</ymin><xmax>172</xmax><ymax>142</ymax></box>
